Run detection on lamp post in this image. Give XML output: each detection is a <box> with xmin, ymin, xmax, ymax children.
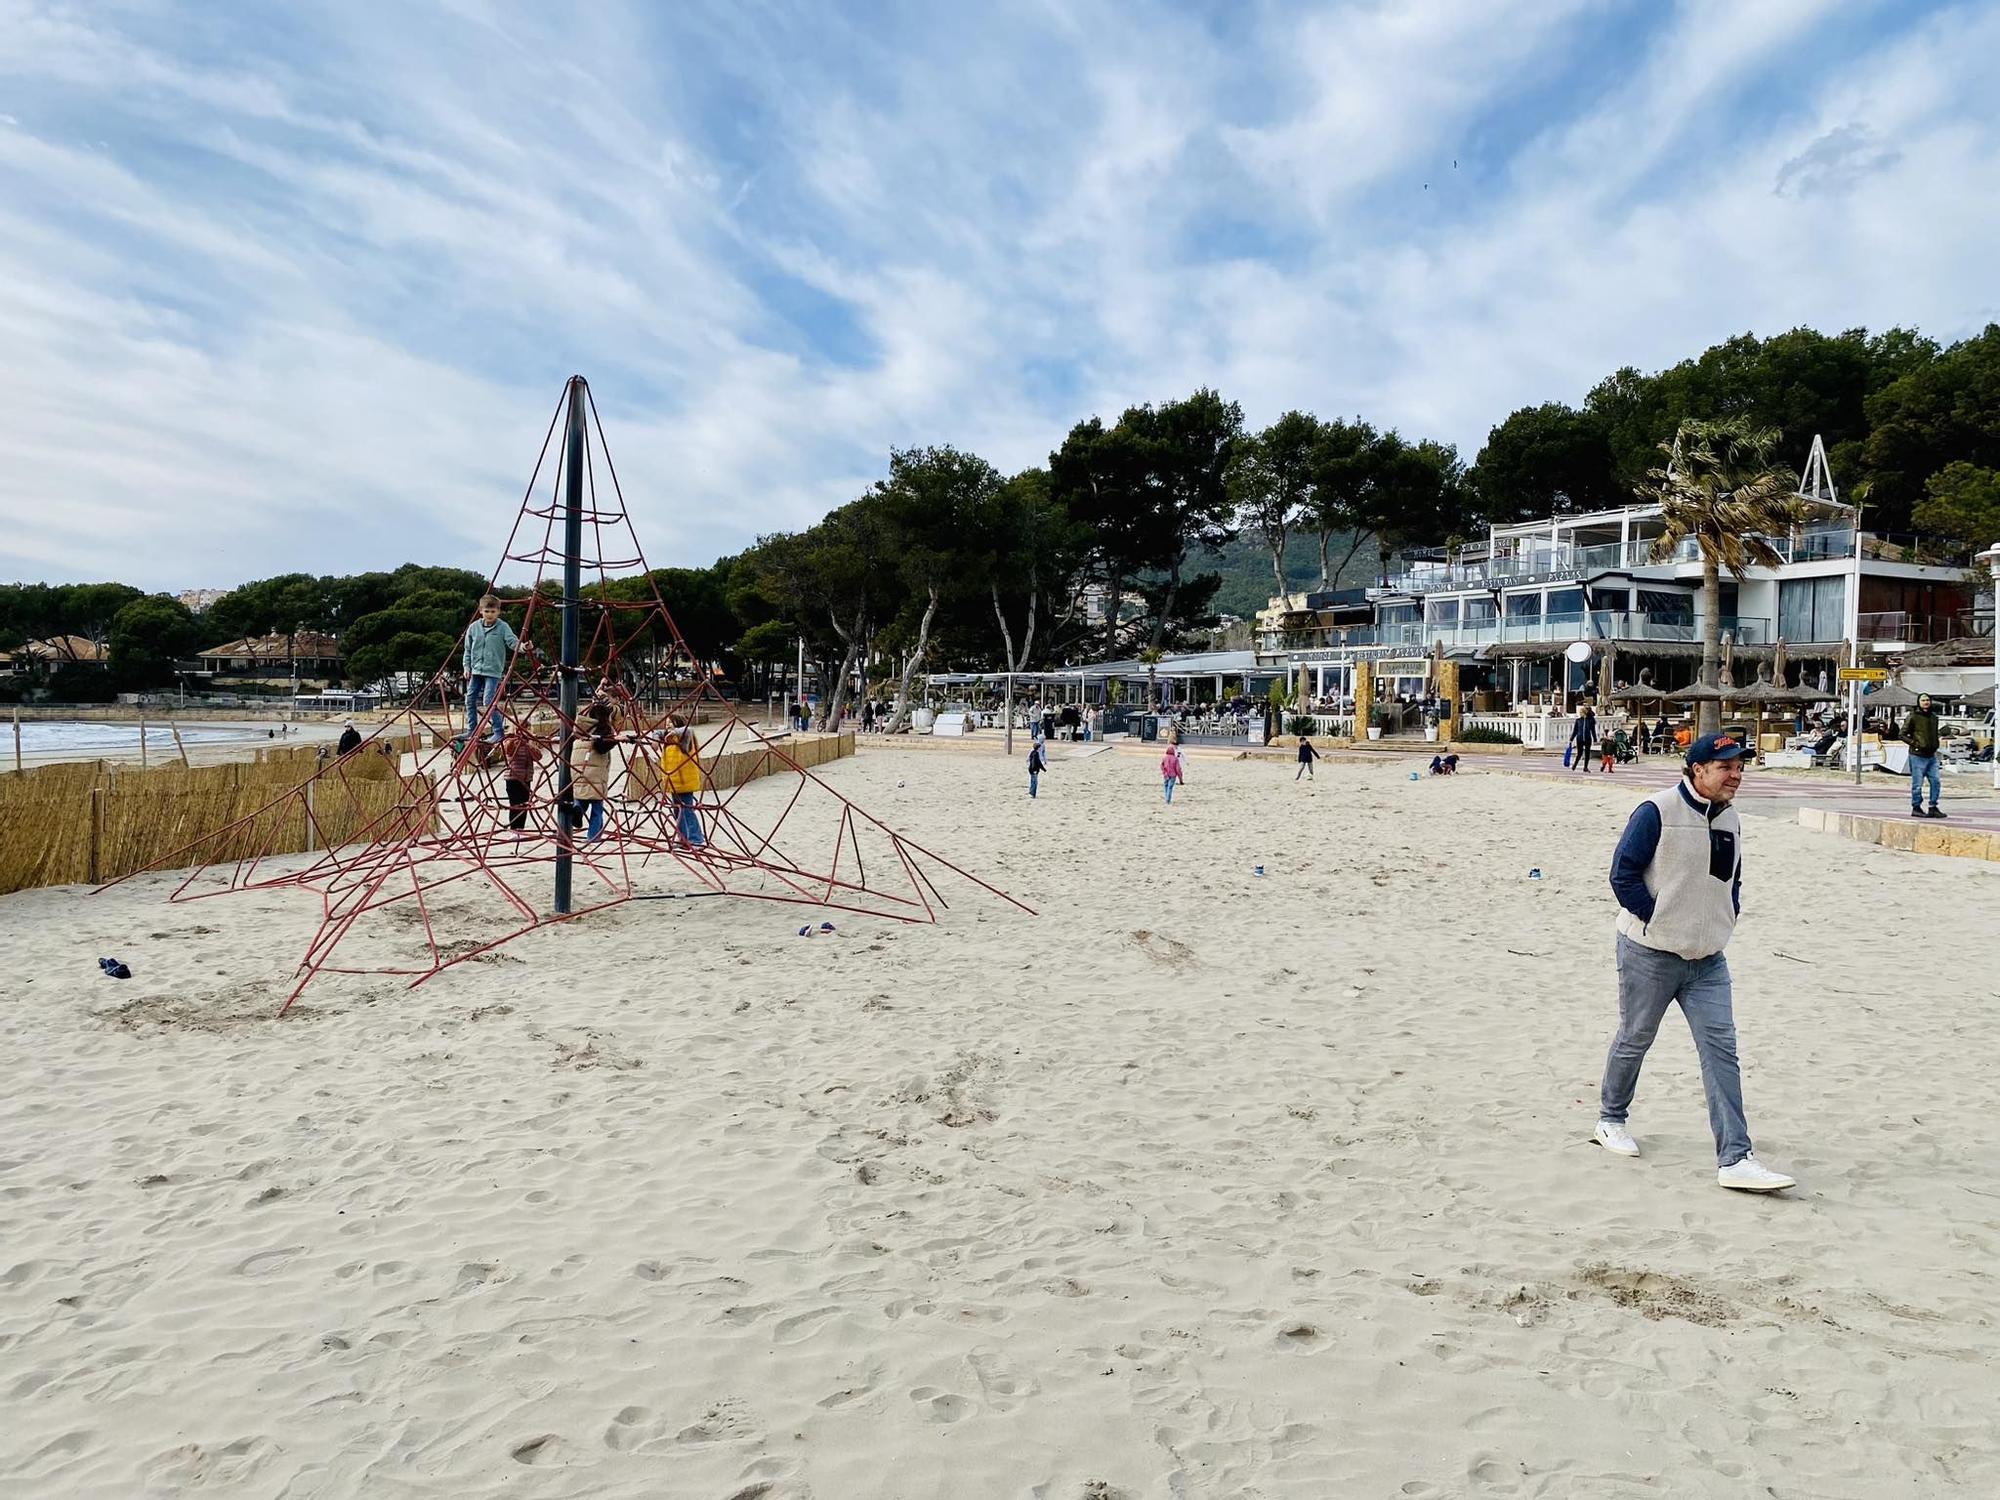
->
<box><xmin>1979</xmin><ymin>542</ymin><xmax>2000</xmax><ymax>792</ymax></box>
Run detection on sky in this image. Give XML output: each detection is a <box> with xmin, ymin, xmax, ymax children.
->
<box><xmin>2</xmin><ymin>0</ymin><xmax>1998</xmax><ymax>592</ymax></box>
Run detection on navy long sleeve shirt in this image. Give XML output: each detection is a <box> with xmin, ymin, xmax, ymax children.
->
<box><xmin>1610</xmin><ymin>785</ymin><xmax>1741</xmax><ymax>925</ymax></box>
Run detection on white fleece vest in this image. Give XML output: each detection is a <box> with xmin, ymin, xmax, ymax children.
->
<box><xmin>1615</xmin><ymin>784</ymin><xmax>1741</xmax><ymax>960</ymax></box>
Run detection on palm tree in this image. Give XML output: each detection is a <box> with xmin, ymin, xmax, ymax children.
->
<box><xmin>1139</xmin><ymin>645</ymin><xmax>1165</xmax><ymax>710</ymax></box>
<box><xmin>1640</xmin><ymin>419</ymin><xmax>1804</xmax><ymax>734</ymax></box>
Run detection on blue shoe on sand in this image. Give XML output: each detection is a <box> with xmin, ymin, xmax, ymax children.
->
<box><xmin>99</xmin><ymin>957</ymin><xmax>132</xmax><ymax>979</ymax></box>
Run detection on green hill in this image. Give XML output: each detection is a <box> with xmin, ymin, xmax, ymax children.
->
<box><xmin>1202</xmin><ymin>531</ymin><xmax>1379</xmax><ymax>618</ymax></box>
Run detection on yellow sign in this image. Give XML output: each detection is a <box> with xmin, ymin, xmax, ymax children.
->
<box><xmin>1837</xmin><ymin>667</ymin><xmax>1889</xmax><ymax>684</ymax></box>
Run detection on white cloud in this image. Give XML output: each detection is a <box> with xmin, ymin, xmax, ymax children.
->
<box><xmin>0</xmin><ymin>0</ymin><xmax>1994</xmax><ymax>591</ymax></box>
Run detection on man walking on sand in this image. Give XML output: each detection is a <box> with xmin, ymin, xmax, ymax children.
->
<box><xmin>1593</xmin><ymin>731</ymin><xmax>1795</xmax><ymax>1193</ymax></box>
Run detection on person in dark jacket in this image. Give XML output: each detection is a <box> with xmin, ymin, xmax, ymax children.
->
<box><xmin>335</xmin><ymin>719</ymin><xmax>362</xmax><ymax>756</ymax></box>
<box><xmin>1594</xmin><ymin>731</ymin><xmax>1795</xmax><ymax>1193</ymax></box>
<box><xmin>1026</xmin><ymin>734</ymin><xmax>1047</xmax><ymax>798</ymax></box>
<box><xmin>1901</xmin><ymin>693</ymin><xmax>1944</xmax><ymax>818</ymax></box>
<box><xmin>1570</xmin><ymin>707</ymin><xmax>1598</xmax><ymax>771</ymax></box>
<box><xmin>1295</xmin><ymin>735</ymin><xmax>1318</xmax><ymax>780</ymax></box>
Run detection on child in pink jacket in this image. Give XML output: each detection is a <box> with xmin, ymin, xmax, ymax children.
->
<box><xmin>1160</xmin><ymin>743</ymin><xmax>1186</xmax><ymax>803</ymax></box>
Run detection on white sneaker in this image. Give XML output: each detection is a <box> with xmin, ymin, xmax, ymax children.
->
<box><xmin>1593</xmin><ymin>1120</ymin><xmax>1639</xmax><ymax>1157</ymax></box>
<box><xmin>1717</xmin><ymin>1154</ymin><xmax>1795</xmax><ymax>1193</ymax></box>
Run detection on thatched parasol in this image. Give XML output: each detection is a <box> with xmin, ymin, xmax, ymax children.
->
<box><xmin>1610</xmin><ymin>677</ymin><xmax>1667</xmax><ymax>703</ymax></box>
<box><xmin>1665</xmin><ymin>681</ymin><xmax>1726</xmax><ymax>704</ymax></box>
<box><xmin>1763</xmin><ymin>637</ymin><xmax>1824</xmax><ymax>703</ymax></box>
<box><xmin>1963</xmin><ymin>683</ymin><xmax>1995</xmax><ymax>708</ymax></box>
<box><xmin>1597</xmin><ymin>642</ymin><xmax>1616</xmax><ymax>703</ymax></box>
<box><xmin>1727</xmin><ymin>676</ymin><xmax>1792</xmax><ymax>707</ymax></box>
<box><xmin>1861</xmin><ymin>682</ymin><xmax>1923</xmax><ymax>710</ymax></box>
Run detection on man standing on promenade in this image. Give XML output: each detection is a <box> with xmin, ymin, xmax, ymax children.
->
<box><xmin>1593</xmin><ymin>731</ymin><xmax>1796</xmax><ymax>1192</ymax></box>
<box><xmin>1901</xmin><ymin>691</ymin><xmax>1944</xmax><ymax>819</ymax></box>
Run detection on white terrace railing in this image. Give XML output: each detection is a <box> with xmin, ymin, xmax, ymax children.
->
<box><xmin>1460</xmin><ymin>713</ymin><xmax>1580</xmax><ymax>750</ymax></box>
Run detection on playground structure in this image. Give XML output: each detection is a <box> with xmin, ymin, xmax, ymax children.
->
<box><xmin>103</xmin><ymin>378</ymin><xmax>1029</xmax><ymax>1011</ymax></box>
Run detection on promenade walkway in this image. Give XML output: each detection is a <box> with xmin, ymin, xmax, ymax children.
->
<box><xmin>1360</xmin><ymin>748</ymin><xmax>2000</xmax><ymax>835</ymax></box>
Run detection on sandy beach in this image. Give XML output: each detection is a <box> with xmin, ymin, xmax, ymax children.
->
<box><xmin>3</xmin><ymin>746</ymin><xmax>1996</xmax><ymax>1498</ymax></box>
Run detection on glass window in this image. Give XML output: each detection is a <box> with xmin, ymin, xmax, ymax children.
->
<box><xmin>1639</xmin><ymin>590</ymin><xmax>1693</xmax><ymax>624</ymax></box>
<box><xmin>1505</xmin><ymin>592</ymin><xmax>1542</xmax><ymax>619</ymax></box>
<box><xmin>1378</xmin><ymin>603</ymin><xmax>1419</xmax><ymax>624</ymax></box>
<box><xmin>1425</xmin><ymin>599</ymin><xmax>1460</xmax><ymax>626</ymax></box>
<box><xmin>1778</xmin><ymin>577</ymin><xmax>1845</xmax><ymax>642</ymax></box>
<box><xmin>1462</xmin><ymin>597</ymin><xmax>1497</xmax><ymax>624</ymax></box>
<box><xmin>1546</xmin><ymin>588</ymin><xmax>1585</xmax><ymax>618</ymax></box>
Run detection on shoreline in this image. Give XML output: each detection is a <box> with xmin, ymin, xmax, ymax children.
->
<box><xmin>4</xmin><ymin>716</ymin><xmax>344</xmax><ymax>770</ymax></box>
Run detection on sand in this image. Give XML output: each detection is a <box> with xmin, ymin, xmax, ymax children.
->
<box><xmin>3</xmin><ymin>745</ymin><xmax>1997</xmax><ymax>1498</ymax></box>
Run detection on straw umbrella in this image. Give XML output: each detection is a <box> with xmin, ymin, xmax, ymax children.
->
<box><xmin>1597</xmin><ymin>642</ymin><xmax>1616</xmax><ymax>706</ymax></box>
<box><xmin>1964</xmin><ymin>683</ymin><xmax>1995</xmax><ymax>708</ymax></box>
<box><xmin>1666</xmin><ymin>681</ymin><xmax>1726</xmax><ymax>705</ymax></box>
<box><xmin>1610</xmin><ymin>674</ymin><xmax>1666</xmax><ymax>705</ymax></box>
<box><xmin>1727</xmin><ymin>667</ymin><xmax>1792</xmax><ymax>741</ymax></box>
<box><xmin>1862</xmin><ymin>682</ymin><xmax>1923</xmax><ymax>710</ymax></box>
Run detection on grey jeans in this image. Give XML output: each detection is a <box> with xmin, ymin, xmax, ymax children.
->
<box><xmin>1600</xmin><ymin>934</ymin><xmax>1753</xmax><ymax>1167</ymax></box>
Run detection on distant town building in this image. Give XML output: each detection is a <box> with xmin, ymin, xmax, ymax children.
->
<box><xmin>175</xmin><ymin>587</ymin><xmax>233</xmax><ymax>614</ymax></box>
<box><xmin>14</xmin><ymin>635</ymin><xmax>110</xmax><ymax>669</ymax></box>
<box><xmin>196</xmin><ymin>631</ymin><xmax>343</xmax><ymax>683</ymax></box>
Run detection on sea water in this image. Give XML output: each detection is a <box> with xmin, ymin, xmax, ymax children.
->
<box><xmin>12</xmin><ymin>721</ymin><xmax>278</xmax><ymax>754</ymax></box>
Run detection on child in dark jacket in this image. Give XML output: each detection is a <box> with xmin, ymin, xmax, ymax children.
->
<box><xmin>501</xmin><ymin>719</ymin><xmax>544</xmax><ymax>831</ymax></box>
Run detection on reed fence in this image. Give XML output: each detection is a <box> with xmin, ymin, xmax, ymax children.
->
<box><xmin>0</xmin><ymin>750</ymin><xmax>408</xmax><ymax>893</ymax></box>
<box><xmin>0</xmin><ymin>730</ymin><xmax>853</xmax><ymax>895</ymax></box>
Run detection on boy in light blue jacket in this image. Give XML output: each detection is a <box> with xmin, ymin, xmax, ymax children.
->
<box><xmin>463</xmin><ymin>594</ymin><xmax>520</xmax><ymax>744</ymax></box>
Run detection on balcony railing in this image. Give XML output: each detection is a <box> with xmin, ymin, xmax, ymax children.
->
<box><xmin>1854</xmin><ymin>611</ymin><xmax>1980</xmax><ymax>644</ymax></box>
<box><xmin>1262</xmin><ymin>612</ymin><xmax>1773</xmax><ymax>655</ymax></box>
<box><xmin>1371</xmin><ymin>527</ymin><xmax>1962</xmax><ymax>596</ymax></box>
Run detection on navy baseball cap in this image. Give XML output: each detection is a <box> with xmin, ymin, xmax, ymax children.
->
<box><xmin>1685</xmin><ymin>731</ymin><xmax>1750</xmax><ymax>766</ymax></box>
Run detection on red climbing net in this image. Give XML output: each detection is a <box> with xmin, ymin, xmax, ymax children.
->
<box><xmin>104</xmin><ymin>379</ymin><xmax>1029</xmax><ymax>1012</ymax></box>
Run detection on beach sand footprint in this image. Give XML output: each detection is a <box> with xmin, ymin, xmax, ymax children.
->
<box><xmin>1128</xmin><ymin>929</ymin><xmax>1198</xmax><ymax>971</ymax></box>
<box><xmin>510</xmin><ymin>1433</ymin><xmax>568</xmax><ymax>1466</ymax></box>
<box><xmin>908</xmin><ymin>1386</ymin><xmax>972</xmax><ymax>1424</ymax></box>
<box><xmin>233</xmin><ymin>1246</ymin><xmax>304</xmax><ymax>1278</ymax></box>
<box><xmin>967</xmin><ymin>1344</ymin><xmax>1034</xmax><ymax>1411</ymax></box>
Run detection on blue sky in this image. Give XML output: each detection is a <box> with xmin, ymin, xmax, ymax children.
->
<box><xmin>2</xmin><ymin>0</ymin><xmax>1997</xmax><ymax>591</ymax></box>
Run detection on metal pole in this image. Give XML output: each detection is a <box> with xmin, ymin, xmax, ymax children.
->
<box><xmin>1004</xmin><ymin>671</ymin><xmax>1015</xmax><ymax>755</ymax></box>
<box><xmin>1848</xmin><ymin>507</ymin><xmax>1864</xmax><ymax>784</ymax></box>
<box><xmin>797</xmin><ymin>636</ymin><xmax>806</xmax><ymax>729</ymax></box>
<box><xmin>11</xmin><ymin>705</ymin><xmax>19</xmax><ymax>773</ymax></box>
<box><xmin>554</xmin><ymin>376</ymin><xmax>586</xmax><ymax>914</ymax></box>
<box><xmin>1981</xmin><ymin>543</ymin><xmax>2000</xmax><ymax>793</ymax></box>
